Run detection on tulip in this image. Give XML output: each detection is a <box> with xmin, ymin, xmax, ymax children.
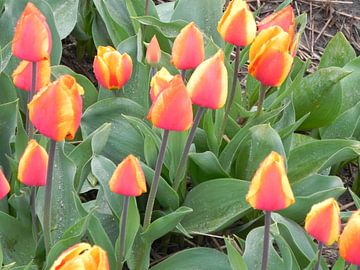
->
<box><xmin>12</xmin><ymin>2</ymin><xmax>52</xmax><ymax>62</ymax></box>
<box><xmin>18</xmin><ymin>139</ymin><xmax>48</xmax><ymax>186</ymax></box>
<box><xmin>12</xmin><ymin>60</ymin><xmax>50</xmax><ymax>92</ymax></box>
<box><xmin>217</xmin><ymin>0</ymin><xmax>257</xmax><ymax>46</ymax></box>
<box><xmin>0</xmin><ymin>169</ymin><xmax>10</xmax><ymax>200</ymax></box>
<box><xmin>150</xmin><ymin>68</ymin><xmax>174</xmax><ymax>102</ymax></box>
<box><xmin>50</xmin><ymin>243</ymin><xmax>109</xmax><ymax>270</ymax></box>
<box><xmin>93</xmin><ymin>46</ymin><xmax>133</xmax><ymax>90</ymax></box>
<box><xmin>171</xmin><ymin>22</ymin><xmax>205</xmax><ymax>70</ymax></box>
<box><xmin>339</xmin><ymin>210</ymin><xmax>360</xmax><ymax>266</ymax></box>
<box><xmin>28</xmin><ymin>75</ymin><xmax>84</xmax><ymax>142</ymax></box>
<box><xmin>146</xmin><ymin>36</ymin><xmax>161</xmax><ymax>65</ymax></box>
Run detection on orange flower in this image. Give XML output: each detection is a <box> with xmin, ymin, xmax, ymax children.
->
<box><xmin>109</xmin><ymin>155</ymin><xmax>147</xmax><ymax>196</ymax></box>
<box><xmin>18</xmin><ymin>139</ymin><xmax>48</xmax><ymax>186</ymax></box>
<box><xmin>148</xmin><ymin>75</ymin><xmax>193</xmax><ymax>131</ymax></box>
<box><xmin>93</xmin><ymin>46</ymin><xmax>133</xmax><ymax>90</ymax></box>
<box><xmin>217</xmin><ymin>0</ymin><xmax>256</xmax><ymax>46</ymax></box>
<box><xmin>248</xmin><ymin>26</ymin><xmax>294</xmax><ymax>87</ymax></box>
<box><xmin>150</xmin><ymin>68</ymin><xmax>174</xmax><ymax>102</ymax></box>
<box><xmin>339</xmin><ymin>210</ymin><xmax>360</xmax><ymax>266</ymax></box>
<box><xmin>12</xmin><ymin>60</ymin><xmax>50</xmax><ymax>92</ymax></box>
<box><xmin>50</xmin><ymin>243</ymin><xmax>109</xmax><ymax>270</ymax></box>
<box><xmin>12</xmin><ymin>2</ymin><xmax>52</xmax><ymax>62</ymax></box>
<box><xmin>28</xmin><ymin>75</ymin><xmax>84</xmax><ymax>141</ymax></box>
<box><xmin>187</xmin><ymin>50</ymin><xmax>228</xmax><ymax>109</ymax></box>
<box><xmin>146</xmin><ymin>36</ymin><xmax>161</xmax><ymax>65</ymax></box>
<box><xmin>304</xmin><ymin>198</ymin><xmax>341</xmax><ymax>246</ymax></box>
<box><xmin>0</xmin><ymin>169</ymin><xmax>10</xmax><ymax>200</ymax></box>
<box><xmin>246</xmin><ymin>151</ymin><xmax>295</xmax><ymax>211</ymax></box>
<box><xmin>171</xmin><ymin>22</ymin><xmax>205</xmax><ymax>70</ymax></box>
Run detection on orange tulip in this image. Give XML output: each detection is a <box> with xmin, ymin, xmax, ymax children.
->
<box><xmin>18</xmin><ymin>139</ymin><xmax>48</xmax><ymax>186</ymax></box>
<box><xmin>28</xmin><ymin>75</ymin><xmax>84</xmax><ymax>141</ymax></box>
<box><xmin>304</xmin><ymin>198</ymin><xmax>341</xmax><ymax>246</ymax></box>
<box><xmin>148</xmin><ymin>75</ymin><xmax>193</xmax><ymax>131</ymax></box>
<box><xmin>248</xmin><ymin>26</ymin><xmax>294</xmax><ymax>87</ymax></box>
<box><xmin>171</xmin><ymin>22</ymin><xmax>205</xmax><ymax>70</ymax></box>
<box><xmin>217</xmin><ymin>0</ymin><xmax>256</xmax><ymax>46</ymax></box>
<box><xmin>150</xmin><ymin>68</ymin><xmax>174</xmax><ymax>102</ymax></box>
<box><xmin>109</xmin><ymin>155</ymin><xmax>147</xmax><ymax>197</ymax></box>
<box><xmin>50</xmin><ymin>243</ymin><xmax>109</xmax><ymax>270</ymax></box>
<box><xmin>0</xmin><ymin>169</ymin><xmax>10</xmax><ymax>200</ymax></box>
<box><xmin>93</xmin><ymin>46</ymin><xmax>133</xmax><ymax>90</ymax></box>
<box><xmin>339</xmin><ymin>210</ymin><xmax>360</xmax><ymax>266</ymax></box>
<box><xmin>246</xmin><ymin>151</ymin><xmax>295</xmax><ymax>211</ymax></box>
<box><xmin>12</xmin><ymin>2</ymin><xmax>52</xmax><ymax>62</ymax></box>
<box><xmin>146</xmin><ymin>35</ymin><xmax>161</xmax><ymax>65</ymax></box>
<box><xmin>12</xmin><ymin>60</ymin><xmax>50</xmax><ymax>92</ymax></box>
<box><xmin>187</xmin><ymin>50</ymin><xmax>228</xmax><ymax>109</ymax></box>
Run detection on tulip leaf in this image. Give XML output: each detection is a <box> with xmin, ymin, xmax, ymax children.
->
<box><xmin>150</xmin><ymin>248</ymin><xmax>231</xmax><ymax>270</ymax></box>
<box><xmin>339</xmin><ymin>57</ymin><xmax>360</xmax><ymax>113</ymax></box>
<box><xmin>0</xmin><ymin>42</ymin><xmax>11</xmax><ymax>74</ymax></box>
<box><xmin>225</xmin><ymin>237</ymin><xmax>248</xmax><ymax>270</ymax></box>
<box><xmin>0</xmin><ymin>73</ymin><xmax>17</xmax><ymax>105</ymax></box>
<box><xmin>156</xmin><ymin>2</ymin><xmax>175</xmax><ymax>22</ymax></box>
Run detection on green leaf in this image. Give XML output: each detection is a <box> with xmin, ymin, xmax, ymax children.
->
<box><xmin>0</xmin><ymin>42</ymin><xmax>11</xmax><ymax>74</ymax></box>
<box><xmin>225</xmin><ymin>237</ymin><xmax>248</xmax><ymax>270</ymax></box>
<box><xmin>331</xmin><ymin>258</ymin><xmax>345</xmax><ymax>270</ymax></box>
<box><xmin>340</xmin><ymin>57</ymin><xmax>360</xmax><ymax>113</ymax></box>
<box><xmin>151</xmin><ymin>248</ymin><xmax>231</xmax><ymax>270</ymax></box>
<box><xmin>349</xmin><ymin>189</ymin><xmax>360</xmax><ymax>208</ymax></box>
<box><xmin>319</xmin><ymin>32</ymin><xmax>356</xmax><ymax>69</ymax></box>
<box><xmin>156</xmin><ymin>2</ymin><xmax>175</xmax><ymax>22</ymax></box>
<box><xmin>127</xmin><ymin>228</ymin><xmax>151</xmax><ymax>270</ymax></box>
<box><xmin>182</xmin><ymin>179</ymin><xmax>250</xmax><ymax>233</ymax></box>
<box><xmin>0</xmin><ymin>73</ymin><xmax>17</xmax><ymax>105</ymax></box>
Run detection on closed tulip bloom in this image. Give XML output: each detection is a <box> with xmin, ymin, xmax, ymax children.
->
<box><xmin>150</xmin><ymin>67</ymin><xmax>174</xmax><ymax>102</ymax></box>
<box><xmin>339</xmin><ymin>210</ymin><xmax>360</xmax><ymax>266</ymax></box>
<box><xmin>146</xmin><ymin>36</ymin><xmax>161</xmax><ymax>65</ymax></box>
<box><xmin>187</xmin><ymin>50</ymin><xmax>228</xmax><ymax>109</ymax></box>
<box><xmin>28</xmin><ymin>75</ymin><xmax>84</xmax><ymax>141</ymax></box>
<box><xmin>171</xmin><ymin>22</ymin><xmax>205</xmax><ymax>70</ymax></box>
<box><xmin>12</xmin><ymin>2</ymin><xmax>52</xmax><ymax>62</ymax></box>
<box><xmin>50</xmin><ymin>243</ymin><xmax>109</xmax><ymax>270</ymax></box>
<box><xmin>217</xmin><ymin>0</ymin><xmax>256</xmax><ymax>46</ymax></box>
<box><xmin>148</xmin><ymin>75</ymin><xmax>193</xmax><ymax>131</ymax></box>
<box><xmin>248</xmin><ymin>26</ymin><xmax>294</xmax><ymax>87</ymax></box>
<box><xmin>93</xmin><ymin>46</ymin><xmax>133</xmax><ymax>90</ymax></box>
<box><xmin>109</xmin><ymin>155</ymin><xmax>147</xmax><ymax>196</ymax></box>
<box><xmin>18</xmin><ymin>139</ymin><xmax>48</xmax><ymax>186</ymax></box>
<box><xmin>0</xmin><ymin>169</ymin><xmax>10</xmax><ymax>200</ymax></box>
<box><xmin>304</xmin><ymin>198</ymin><xmax>341</xmax><ymax>246</ymax></box>
<box><xmin>246</xmin><ymin>151</ymin><xmax>295</xmax><ymax>211</ymax></box>
<box><xmin>12</xmin><ymin>60</ymin><xmax>50</xmax><ymax>92</ymax></box>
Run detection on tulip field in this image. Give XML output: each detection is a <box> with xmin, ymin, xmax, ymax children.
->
<box><xmin>1</xmin><ymin>0</ymin><xmax>360</xmax><ymax>269</ymax></box>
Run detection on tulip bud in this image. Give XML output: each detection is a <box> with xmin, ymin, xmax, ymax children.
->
<box><xmin>187</xmin><ymin>50</ymin><xmax>228</xmax><ymax>109</ymax></box>
<box><xmin>12</xmin><ymin>2</ymin><xmax>52</xmax><ymax>62</ymax></box>
<box><xmin>0</xmin><ymin>169</ymin><xmax>10</xmax><ymax>200</ymax></box>
<box><xmin>18</xmin><ymin>139</ymin><xmax>48</xmax><ymax>186</ymax></box>
<box><xmin>50</xmin><ymin>243</ymin><xmax>109</xmax><ymax>270</ymax></box>
<box><xmin>146</xmin><ymin>35</ymin><xmax>161</xmax><ymax>65</ymax></box>
<box><xmin>12</xmin><ymin>60</ymin><xmax>50</xmax><ymax>92</ymax></box>
<box><xmin>304</xmin><ymin>198</ymin><xmax>341</xmax><ymax>246</ymax></box>
<box><xmin>93</xmin><ymin>46</ymin><xmax>133</xmax><ymax>90</ymax></box>
<box><xmin>109</xmin><ymin>155</ymin><xmax>147</xmax><ymax>197</ymax></box>
<box><xmin>339</xmin><ymin>210</ymin><xmax>360</xmax><ymax>266</ymax></box>
<box><xmin>28</xmin><ymin>75</ymin><xmax>84</xmax><ymax>141</ymax></box>
<box><xmin>248</xmin><ymin>26</ymin><xmax>294</xmax><ymax>87</ymax></box>
<box><xmin>246</xmin><ymin>151</ymin><xmax>295</xmax><ymax>211</ymax></box>
<box><xmin>148</xmin><ymin>75</ymin><xmax>193</xmax><ymax>131</ymax></box>
<box><xmin>171</xmin><ymin>22</ymin><xmax>205</xmax><ymax>70</ymax></box>
<box><xmin>217</xmin><ymin>0</ymin><xmax>257</xmax><ymax>46</ymax></box>
<box><xmin>150</xmin><ymin>68</ymin><xmax>174</xmax><ymax>102</ymax></box>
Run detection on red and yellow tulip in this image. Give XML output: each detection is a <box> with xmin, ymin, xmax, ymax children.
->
<box><xmin>150</xmin><ymin>68</ymin><xmax>174</xmax><ymax>102</ymax></box>
<box><xmin>28</xmin><ymin>75</ymin><xmax>84</xmax><ymax>141</ymax></box>
<box><xmin>0</xmin><ymin>169</ymin><xmax>10</xmax><ymax>200</ymax></box>
<box><xmin>146</xmin><ymin>35</ymin><xmax>161</xmax><ymax>65</ymax></box>
<box><xmin>339</xmin><ymin>210</ymin><xmax>360</xmax><ymax>266</ymax></box>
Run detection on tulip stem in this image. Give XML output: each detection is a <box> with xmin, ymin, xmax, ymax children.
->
<box><xmin>173</xmin><ymin>107</ymin><xmax>206</xmax><ymax>191</ymax></box>
<box><xmin>145</xmin><ymin>0</ymin><xmax>150</xmax><ymax>15</ymax></box>
<box><xmin>219</xmin><ymin>45</ymin><xmax>241</xmax><ymax>140</ymax></box>
<box><xmin>30</xmin><ymin>186</ymin><xmax>37</xmax><ymax>242</ymax></box>
<box><xmin>118</xmin><ymin>195</ymin><xmax>130</xmax><ymax>270</ymax></box>
<box><xmin>257</xmin><ymin>84</ymin><xmax>269</xmax><ymax>116</ymax></box>
<box><xmin>261</xmin><ymin>211</ymin><xmax>272</xmax><ymax>270</ymax></box>
<box><xmin>150</xmin><ymin>66</ymin><xmax>157</xmax><ymax>78</ymax></box>
<box><xmin>357</xmin><ymin>266</ymin><xmax>360</xmax><ymax>270</ymax></box>
<box><xmin>43</xmin><ymin>139</ymin><xmax>57</xmax><ymax>255</ymax></box>
<box><xmin>180</xmin><ymin>70</ymin><xmax>186</xmax><ymax>81</ymax></box>
<box><xmin>314</xmin><ymin>242</ymin><xmax>323</xmax><ymax>270</ymax></box>
<box><xmin>143</xmin><ymin>130</ymin><xmax>169</xmax><ymax>229</ymax></box>
<box><xmin>26</xmin><ymin>61</ymin><xmax>37</xmax><ymax>139</ymax></box>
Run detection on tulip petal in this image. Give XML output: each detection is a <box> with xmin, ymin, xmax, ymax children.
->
<box><xmin>50</xmin><ymin>243</ymin><xmax>91</xmax><ymax>270</ymax></box>
<box><xmin>93</xmin><ymin>56</ymin><xmax>111</xmax><ymax>89</ymax></box>
<box><xmin>150</xmin><ymin>68</ymin><xmax>174</xmax><ymax>102</ymax></box>
<box><xmin>146</xmin><ymin>35</ymin><xmax>161</xmax><ymax>65</ymax></box>
<box><xmin>0</xmin><ymin>170</ymin><xmax>10</xmax><ymax>200</ymax></box>
<box><xmin>117</xmin><ymin>53</ymin><xmax>133</xmax><ymax>89</ymax></box>
<box><xmin>339</xmin><ymin>210</ymin><xmax>360</xmax><ymax>266</ymax></box>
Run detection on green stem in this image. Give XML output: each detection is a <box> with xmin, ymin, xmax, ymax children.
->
<box><xmin>256</xmin><ymin>84</ymin><xmax>269</xmax><ymax>116</ymax></box>
<box><xmin>114</xmin><ymin>88</ymin><xmax>121</xmax><ymax>97</ymax></box>
<box><xmin>150</xmin><ymin>66</ymin><xmax>157</xmax><ymax>78</ymax></box>
<box><xmin>118</xmin><ymin>196</ymin><xmax>130</xmax><ymax>270</ymax></box>
<box><xmin>314</xmin><ymin>242</ymin><xmax>323</xmax><ymax>270</ymax></box>
<box><xmin>26</xmin><ymin>61</ymin><xmax>37</xmax><ymax>139</ymax></box>
<box><xmin>180</xmin><ymin>70</ymin><xmax>186</xmax><ymax>81</ymax></box>
<box><xmin>173</xmin><ymin>107</ymin><xmax>206</xmax><ymax>191</ymax></box>
<box><xmin>145</xmin><ymin>0</ymin><xmax>150</xmax><ymax>15</ymax></box>
<box><xmin>143</xmin><ymin>130</ymin><xmax>169</xmax><ymax>229</ymax></box>
<box><xmin>43</xmin><ymin>140</ymin><xmax>56</xmax><ymax>255</ymax></box>
<box><xmin>30</xmin><ymin>186</ymin><xmax>37</xmax><ymax>242</ymax></box>
<box><xmin>261</xmin><ymin>211</ymin><xmax>272</xmax><ymax>270</ymax></box>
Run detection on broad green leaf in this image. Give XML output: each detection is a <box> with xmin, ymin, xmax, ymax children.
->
<box><xmin>331</xmin><ymin>258</ymin><xmax>345</xmax><ymax>270</ymax></box>
<box><xmin>349</xmin><ymin>189</ymin><xmax>360</xmax><ymax>208</ymax></box>
<box><xmin>156</xmin><ymin>2</ymin><xmax>175</xmax><ymax>22</ymax></box>
<box><xmin>0</xmin><ymin>73</ymin><xmax>17</xmax><ymax>105</ymax></box>
<box><xmin>225</xmin><ymin>237</ymin><xmax>248</xmax><ymax>270</ymax></box>
<box><xmin>100</xmin><ymin>0</ymin><xmax>134</xmax><ymax>35</ymax></box>
<box><xmin>92</xmin><ymin>12</ymin><xmax>112</xmax><ymax>47</ymax></box>
<box><xmin>0</xmin><ymin>42</ymin><xmax>11</xmax><ymax>74</ymax></box>
<box><xmin>151</xmin><ymin>248</ymin><xmax>231</xmax><ymax>270</ymax></box>
<box><xmin>166</xmin><ymin>131</ymin><xmax>188</xmax><ymax>181</ymax></box>
<box><xmin>127</xmin><ymin>228</ymin><xmax>151</xmax><ymax>270</ymax></box>
<box><xmin>340</xmin><ymin>57</ymin><xmax>360</xmax><ymax>113</ymax></box>
<box><xmin>8</xmin><ymin>191</ymin><xmax>31</xmax><ymax>226</ymax></box>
